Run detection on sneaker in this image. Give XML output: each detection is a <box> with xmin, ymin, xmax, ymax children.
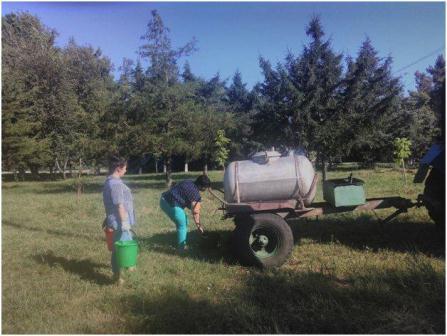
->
<box><xmin>177</xmin><ymin>245</ymin><xmax>189</xmax><ymax>253</ymax></box>
<box><xmin>127</xmin><ymin>266</ymin><xmax>136</xmax><ymax>272</ymax></box>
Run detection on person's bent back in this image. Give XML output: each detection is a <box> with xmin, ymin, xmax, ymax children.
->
<box><xmin>159</xmin><ymin>175</ymin><xmax>211</xmax><ymax>251</ymax></box>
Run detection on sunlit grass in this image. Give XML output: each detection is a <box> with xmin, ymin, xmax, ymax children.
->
<box><xmin>2</xmin><ymin>169</ymin><xmax>445</xmax><ymax>333</ymax></box>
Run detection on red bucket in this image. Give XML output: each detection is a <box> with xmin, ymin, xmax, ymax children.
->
<box><xmin>104</xmin><ymin>228</ymin><xmax>114</xmax><ymax>251</ymax></box>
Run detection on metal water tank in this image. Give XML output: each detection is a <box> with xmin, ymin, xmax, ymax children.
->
<box><xmin>224</xmin><ymin>150</ymin><xmax>316</xmax><ymax>206</ymax></box>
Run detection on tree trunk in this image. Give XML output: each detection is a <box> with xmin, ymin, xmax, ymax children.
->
<box><xmin>77</xmin><ymin>158</ymin><xmax>83</xmax><ymax>199</ymax></box>
<box><xmin>323</xmin><ymin>161</ymin><xmax>328</xmax><ymax>181</ymax></box>
<box><xmin>19</xmin><ymin>168</ymin><xmax>26</xmax><ymax>181</ymax></box>
<box><xmin>155</xmin><ymin>160</ymin><xmax>159</xmax><ymax>174</ymax></box>
<box><xmin>184</xmin><ymin>162</ymin><xmax>189</xmax><ymax>172</ymax></box>
<box><xmin>95</xmin><ymin>165</ymin><xmax>101</xmax><ymax>175</ymax></box>
<box><xmin>139</xmin><ymin>167</ymin><xmax>142</xmax><ymax>175</ymax></box>
<box><xmin>163</xmin><ymin>164</ymin><xmax>167</xmax><ymax>173</ymax></box>
<box><xmin>55</xmin><ymin>158</ymin><xmax>62</xmax><ymax>176</ymax></box>
<box><xmin>203</xmin><ymin>163</ymin><xmax>208</xmax><ymax>176</ymax></box>
<box><xmin>30</xmin><ymin>165</ymin><xmax>39</xmax><ymax>180</ymax></box>
<box><xmin>165</xmin><ymin>158</ymin><xmax>172</xmax><ymax>187</ymax></box>
<box><xmin>78</xmin><ymin>158</ymin><xmax>82</xmax><ymax>178</ymax></box>
<box><xmin>402</xmin><ymin>160</ymin><xmax>407</xmax><ymax>185</ymax></box>
<box><xmin>49</xmin><ymin>165</ymin><xmax>54</xmax><ymax>180</ymax></box>
<box><xmin>89</xmin><ymin>161</ymin><xmax>94</xmax><ymax>175</ymax></box>
<box><xmin>63</xmin><ymin>158</ymin><xmax>69</xmax><ymax>180</ymax></box>
<box><xmin>54</xmin><ymin>158</ymin><xmax>65</xmax><ymax>180</ymax></box>
<box><xmin>321</xmin><ymin>158</ymin><xmax>328</xmax><ymax>182</ymax></box>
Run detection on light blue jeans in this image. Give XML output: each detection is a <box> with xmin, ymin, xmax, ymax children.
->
<box><xmin>160</xmin><ymin>197</ymin><xmax>189</xmax><ymax>249</ymax></box>
<box><xmin>111</xmin><ymin>229</ymin><xmax>133</xmax><ymax>274</ymax></box>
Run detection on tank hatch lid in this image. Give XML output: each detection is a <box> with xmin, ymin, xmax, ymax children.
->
<box><xmin>251</xmin><ymin>150</ymin><xmax>282</xmax><ymax>164</ymax></box>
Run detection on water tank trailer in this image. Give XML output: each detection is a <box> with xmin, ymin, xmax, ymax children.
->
<box><xmin>209</xmin><ymin>150</ymin><xmax>421</xmax><ymax>268</ymax></box>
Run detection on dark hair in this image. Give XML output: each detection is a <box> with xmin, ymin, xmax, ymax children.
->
<box><xmin>195</xmin><ymin>175</ymin><xmax>211</xmax><ymax>189</ymax></box>
<box><xmin>108</xmin><ymin>155</ymin><xmax>127</xmax><ymax>174</ymax></box>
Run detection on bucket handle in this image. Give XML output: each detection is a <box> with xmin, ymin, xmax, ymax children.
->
<box><xmin>130</xmin><ymin>229</ymin><xmax>140</xmax><ymax>251</ymax></box>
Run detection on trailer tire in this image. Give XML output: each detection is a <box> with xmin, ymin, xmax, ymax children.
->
<box><xmin>233</xmin><ymin>213</ymin><xmax>294</xmax><ymax>268</ymax></box>
<box><xmin>424</xmin><ymin>168</ymin><xmax>445</xmax><ymax>230</ymax></box>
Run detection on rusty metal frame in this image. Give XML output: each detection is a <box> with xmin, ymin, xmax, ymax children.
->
<box><xmin>224</xmin><ymin>199</ymin><xmax>298</xmax><ymax>214</ymax></box>
<box><xmin>208</xmin><ymin>187</ymin><xmax>417</xmax><ymax>224</ymax></box>
<box><xmin>289</xmin><ymin>197</ymin><xmax>415</xmax><ymax>219</ymax></box>
<box><xmin>222</xmin><ymin>196</ymin><xmax>416</xmax><ymax>222</ymax></box>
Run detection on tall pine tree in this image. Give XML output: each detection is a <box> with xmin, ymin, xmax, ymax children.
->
<box><xmin>227</xmin><ymin>70</ymin><xmax>257</xmax><ymax>158</ymax></box>
<box><xmin>339</xmin><ymin>38</ymin><xmax>402</xmax><ymax>164</ymax></box>
<box><xmin>295</xmin><ymin>17</ymin><xmax>343</xmax><ymax>178</ymax></box>
<box><xmin>427</xmin><ymin>55</ymin><xmax>445</xmax><ymax>139</ymax></box>
<box><xmin>138</xmin><ymin>10</ymin><xmax>198</xmax><ymax>184</ymax></box>
<box><xmin>402</xmin><ymin>71</ymin><xmax>439</xmax><ymax>160</ymax></box>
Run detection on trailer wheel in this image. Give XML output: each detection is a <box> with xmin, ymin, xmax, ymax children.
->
<box><xmin>233</xmin><ymin>213</ymin><xmax>294</xmax><ymax>268</ymax></box>
<box><xmin>424</xmin><ymin>168</ymin><xmax>445</xmax><ymax>229</ymax></box>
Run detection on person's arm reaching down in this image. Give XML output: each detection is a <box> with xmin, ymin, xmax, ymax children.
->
<box><xmin>191</xmin><ymin>201</ymin><xmax>204</xmax><ymax>234</ymax></box>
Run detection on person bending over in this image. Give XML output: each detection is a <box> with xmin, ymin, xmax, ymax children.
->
<box><xmin>160</xmin><ymin>175</ymin><xmax>211</xmax><ymax>251</ymax></box>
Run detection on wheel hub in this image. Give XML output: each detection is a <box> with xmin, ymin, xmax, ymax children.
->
<box><xmin>250</xmin><ymin>229</ymin><xmax>278</xmax><ymax>258</ymax></box>
<box><xmin>257</xmin><ymin>234</ymin><xmax>269</xmax><ymax>247</ymax></box>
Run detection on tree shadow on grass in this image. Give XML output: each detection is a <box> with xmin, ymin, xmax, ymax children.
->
<box><xmin>23</xmin><ymin>172</ymin><xmax>220</xmax><ymax>195</ymax></box>
<box><xmin>289</xmin><ymin>214</ymin><xmax>445</xmax><ymax>258</ymax></box>
<box><xmin>95</xmin><ymin>263</ymin><xmax>445</xmax><ymax>334</ymax></box>
<box><xmin>2</xmin><ymin>171</ymin><xmax>218</xmax><ymax>183</ymax></box>
<box><xmin>107</xmin><ymin>287</ymin><xmax>253</xmax><ymax>334</ymax></box>
<box><xmin>138</xmin><ymin>230</ymin><xmax>239</xmax><ymax>266</ymax></box>
<box><xmin>3</xmin><ymin>220</ymin><xmax>103</xmax><ymax>243</ymax></box>
<box><xmin>209</xmin><ymin>181</ymin><xmax>224</xmax><ymax>192</ymax></box>
<box><xmin>33</xmin><ymin>251</ymin><xmax>113</xmax><ymax>285</ymax></box>
<box><xmin>2</xmin><ymin>172</ymin><xmax>65</xmax><ymax>182</ymax></box>
<box><xmin>329</xmin><ymin>165</ymin><xmax>363</xmax><ymax>172</ymax></box>
<box><xmin>32</xmin><ymin>181</ymin><xmax>103</xmax><ymax>194</ymax></box>
<box><xmin>124</xmin><ymin>173</ymin><xmax>195</xmax><ymax>182</ymax></box>
<box><xmin>124</xmin><ymin>173</ymin><xmax>224</xmax><ymax>188</ymax></box>
<box><xmin>2</xmin><ymin>184</ymin><xmax>21</xmax><ymax>190</ymax></box>
<box><xmin>138</xmin><ymin>212</ymin><xmax>445</xmax><ymax>269</ymax></box>
<box><xmin>33</xmin><ymin>181</ymin><xmax>167</xmax><ymax>195</ymax></box>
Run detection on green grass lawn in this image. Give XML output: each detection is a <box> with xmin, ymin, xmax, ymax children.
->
<box><xmin>2</xmin><ymin>169</ymin><xmax>445</xmax><ymax>333</ymax></box>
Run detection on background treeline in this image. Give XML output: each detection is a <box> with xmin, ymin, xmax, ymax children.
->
<box><xmin>2</xmin><ymin>11</ymin><xmax>445</xmax><ymax>183</ymax></box>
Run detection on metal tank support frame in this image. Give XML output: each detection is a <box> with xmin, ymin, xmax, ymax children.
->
<box><xmin>207</xmin><ymin>187</ymin><xmax>421</xmax><ymax>268</ymax></box>
<box><xmin>208</xmin><ymin>187</ymin><xmax>420</xmax><ymax>225</ymax></box>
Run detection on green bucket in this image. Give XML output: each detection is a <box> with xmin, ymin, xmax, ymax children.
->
<box><xmin>115</xmin><ymin>240</ymin><xmax>138</xmax><ymax>268</ymax></box>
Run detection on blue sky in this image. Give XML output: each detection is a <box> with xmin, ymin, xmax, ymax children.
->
<box><xmin>2</xmin><ymin>2</ymin><xmax>445</xmax><ymax>93</ymax></box>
